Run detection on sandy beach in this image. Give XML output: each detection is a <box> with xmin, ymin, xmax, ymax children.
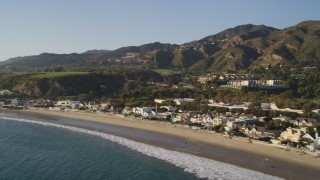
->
<box><xmin>14</xmin><ymin>109</ymin><xmax>320</xmax><ymax>179</ymax></box>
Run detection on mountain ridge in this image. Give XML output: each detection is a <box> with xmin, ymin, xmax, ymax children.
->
<box><xmin>1</xmin><ymin>20</ymin><xmax>319</xmax><ymax>72</ymax></box>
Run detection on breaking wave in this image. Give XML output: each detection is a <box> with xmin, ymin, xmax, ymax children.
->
<box><xmin>0</xmin><ymin>116</ymin><xmax>282</xmax><ymax>180</ymax></box>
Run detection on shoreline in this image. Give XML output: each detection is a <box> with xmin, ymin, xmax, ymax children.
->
<box><xmin>6</xmin><ymin>109</ymin><xmax>320</xmax><ymax>179</ymax></box>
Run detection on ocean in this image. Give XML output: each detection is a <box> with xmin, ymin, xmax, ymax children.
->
<box><xmin>0</xmin><ymin>111</ymin><xmax>281</xmax><ymax>180</ymax></box>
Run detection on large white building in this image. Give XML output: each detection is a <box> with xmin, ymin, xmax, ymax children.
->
<box><xmin>133</xmin><ymin>107</ymin><xmax>156</xmax><ymax>118</ymax></box>
<box><xmin>0</xmin><ymin>89</ymin><xmax>13</xmax><ymax>95</ymax></box>
<box><xmin>220</xmin><ymin>80</ymin><xmax>289</xmax><ymax>89</ymax></box>
<box><xmin>173</xmin><ymin>98</ymin><xmax>195</xmax><ymax>106</ymax></box>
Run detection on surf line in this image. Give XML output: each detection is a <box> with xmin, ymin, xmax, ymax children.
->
<box><xmin>0</xmin><ymin>116</ymin><xmax>282</xmax><ymax>180</ymax></box>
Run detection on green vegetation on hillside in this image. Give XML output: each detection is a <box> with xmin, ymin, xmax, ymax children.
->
<box><xmin>0</xmin><ymin>72</ymin><xmax>125</xmax><ymax>98</ymax></box>
<box><xmin>153</xmin><ymin>69</ymin><xmax>182</xmax><ymax>75</ymax></box>
<box><xmin>31</xmin><ymin>72</ymin><xmax>90</xmax><ymax>79</ymax></box>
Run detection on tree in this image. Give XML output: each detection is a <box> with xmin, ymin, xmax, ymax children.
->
<box><xmin>303</xmin><ymin>102</ymin><xmax>316</xmax><ymax>117</ymax></box>
<box><xmin>123</xmin><ymin>80</ymin><xmax>137</xmax><ymax>92</ymax></box>
<box><xmin>53</xmin><ymin>66</ymin><xmax>64</xmax><ymax>72</ymax></box>
<box><xmin>78</xmin><ymin>94</ymin><xmax>93</xmax><ymax>101</ymax></box>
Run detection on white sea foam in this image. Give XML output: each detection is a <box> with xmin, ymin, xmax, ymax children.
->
<box><xmin>0</xmin><ymin>116</ymin><xmax>282</xmax><ymax>180</ymax></box>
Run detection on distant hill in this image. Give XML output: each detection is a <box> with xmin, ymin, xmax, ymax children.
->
<box><xmin>0</xmin><ymin>53</ymin><xmax>91</xmax><ymax>71</ymax></box>
<box><xmin>252</xmin><ymin>20</ymin><xmax>320</xmax><ymax>67</ymax></box>
<box><xmin>83</xmin><ymin>50</ymin><xmax>110</xmax><ymax>54</ymax></box>
<box><xmin>195</xmin><ymin>24</ymin><xmax>278</xmax><ymax>44</ymax></box>
<box><xmin>0</xmin><ymin>42</ymin><xmax>179</xmax><ymax>71</ymax></box>
<box><xmin>185</xmin><ymin>21</ymin><xmax>320</xmax><ymax>72</ymax></box>
<box><xmin>113</xmin><ymin>42</ymin><xmax>178</xmax><ymax>53</ymax></box>
<box><xmin>1</xmin><ymin>21</ymin><xmax>319</xmax><ymax>72</ymax></box>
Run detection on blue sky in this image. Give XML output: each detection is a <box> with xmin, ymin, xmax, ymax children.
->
<box><xmin>0</xmin><ymin>0</ymin><xmax>319</xmax><ymax>61</ymax></box>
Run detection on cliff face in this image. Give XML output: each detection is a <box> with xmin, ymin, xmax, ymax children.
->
<box><xmin>12</xmin><ymin>79</ymin><xmax>67</xmax><ymax>97</ymax></box>
<box><xmin>9</xmin><ymin>74</ymin><xmax>125</xmax><ymax>98</ymax></box>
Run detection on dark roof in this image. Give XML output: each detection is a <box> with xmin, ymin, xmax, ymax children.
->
<box><xmin>296</xmin><ymin>117</ymin><xmax>318</xmax><ymax>123</ymax></box>
<box><xmin>255</xmin><ymin>126</ymin><xmax>266</xmax><ymax>132</ymax></box>
<box><xmin>247</xmin><ymin>125</ymin><xmax>284</xmax><ymax>133</ymax></box>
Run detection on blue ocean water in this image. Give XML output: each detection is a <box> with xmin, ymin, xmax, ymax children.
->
<box><xmin>0</xmin><ymin>118</ymin><xmax>197</xmax><ymax>180</ymax></box>
<box><xmin>0</xmin><ymin>113</ymin><xmax>282</xmax><ymax>180</ymax></box>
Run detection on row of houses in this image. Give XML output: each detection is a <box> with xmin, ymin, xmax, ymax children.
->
<box><xmin>54</xmin><ymin>101</ymin><xmax>320</xmax><ymax>152</ymax></box>
<box><xmin>154</xmin><ymin>98</ymin><xmax>195</xmax><ymax>106</ymax></box>
<box><xmin>197</xmin><ymin>74</ymin><xmax>288</xmax><ymax>90</ymax></box>
<box><xmin>0</xmin><ymin>98</ymin><xmax>52</xmax><ymax>108</ymax></box>
<box><xmin>0</xmin><ymin>98</ymin><xmax>110</xmax><ymax>112</ymax></box>
<box><xmin>197</xmin><ymin>67</ymin><xmax>316</xmax><ymax>84</ymax></box>
<box><xmin>198</xmin><ymin>74</ymin><xmax>262</xmax><ymax>84</ymax></box>
<box><xmin>168</xmin><ymin>111</ymin><xmax>319</xmax><ymax>149</ymax></box>
<box><xmin>208</xmin><ymin>100</ymin><xmax>251</xmax><ymax>110</ymax></box>
<box><xmin>146</xmin><ymin>82</ymin><xmax>196</xmax><ymax>90</ymax></box>
<box><xmin>220</xmin><ymin>80</ymin><xmax>289</xmax><ymax>89</ymax></box>
<box><xmin>208</xmin><ymin>101</ymin><xmax>305</xmax><ymax>114</ymax></box>
<box><xmin>125</xmin><ymin>105</ymin><xmax>318</xmax><ymax>130</ymax></box>
<box><xmin>2</xmin><ymin>96</ymin><xmax>319</xmax><ymax>152</ymax></box>
<box><xmin>243</xmin><ymin>125</ymin><xmax>320</xmax><ymax>152</ymax></box>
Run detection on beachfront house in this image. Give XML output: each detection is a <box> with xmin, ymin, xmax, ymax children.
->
<box><xmin>244</xmin><ymin>126</ymin><xmax>283</xmax><ymax>139</ymax></box>
<box><xmin>280</xmin><ymin>127</ymin><xmax>307</xmax><ymax>143</ymax></box>
<box><xmin>99</xmin><ymin>102</ymin><xmax>113</xmax><ymax>112</ymax></box>
<box><xmin>203</xmin><ymin>116</ymin><xmax>214</xmax><ymax>124</ymax></box>
<box><xmin>133</xmin><ymin>107</ymin><xmax>153</xmax><ymax>116</ymax></box>
<box><xmin>302</xmin><ymin>133</ymin><xmax>317</xmax><ymax>142</ymax></box>
<box><xmin>213</xmin><ymin>115</ymin><xmax>235</xmax><ymax>127</ymax></box>
<box><xmin>122</xmin><ymin>107</ymin><xmax>133</xmax><ymax>116</ymax></box>
<box><xmin>10</xmin><ymin>98</ymin><xmax>24</xmax><ymax>107</ymax></box>
<box><xmin>133</xmin><ymin>107</ymin><xmax>156</xmax><ymax>118</ymax></box>
<box><xmin>155</xmin><ymin>112</ymin><xmax>171</xmax><ymax>120</ymax></box>
<box><xmin>0</xmin><ymin>99</ymin><xmax>5</xmax><ymax>105</ymax></box>
<box><xmin>85</xmin><ymin>102</ymin><xmax>99</xmax><ymax>111</ymax></box>
<box><xmin>225</xmin><ymin>116</ymin><xmax>260</xmax><ymax>132</ymax></box>
<box><xmin>171</xmin><ymin>112</ymin><xmax>192</xmax><ymax>123</ymax></box>
<box><xmin>0</xmin><ymin>98</ymin><xmax>11</xmax><ymax>106</ymax></box>
<box><xmin>32</xmin><ymin>99</ymin><xmax>53</xmax><ymax>107</ymax></box>
<box><xmin>190</xmin><ymin>114</ymin><xmax>204</xmax><ymax>124</ymax></box>
<box><xmin>304</xmin><ymin>131</ymin><xmax>320</xmax><ymax>152</ymax></box>
<box><xmin>212</xmin><ymin>117</ymin><xmax>224</xmax><ymax>126</ymax></box>
<box><xmin>290</xmin><ymin>117</ymin><xmax>318</xmax><ymax>127</ymax></box>
<box><xmin>56</xmin><ymin>100</ymin><xmax>72</xmax><ymax>108</ymax></box>
<box><xmin>188</xmin><ymin>114</ymin><xmax>215</xmax><ymax>127</ymax></box>
<box><xmin>56</xmin><ymin>100</ymin><xmax>84</xmax><ymax>110</ymax></box>
<box><xmin>171</xmin><ymin>113</ymin><xmax>183</xmax><ymax>123</ymax></box>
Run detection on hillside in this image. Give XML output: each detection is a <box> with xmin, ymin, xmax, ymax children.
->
<box><xmin>0</xmin><ymin>70</ymin><xmax>166</xmax><ymax>97</ymax></box>
<box><xmin>196</xmin><ymin>24</ymin><xmax>278</xmax><ymax>44</ymax></box>
<box><xmin>0</xmin><ymin>42</ymin><xmax>179</xmax><ymax>72</ymax></box>
<box><xmin>186</xmin><ymin>20</ymin><xmax>320</xmax><ymax>72</ymax></box>
<box><xmin>1</xmin><ymin>20</ymin><xmax>319</xmax><ymax>73</ymax></box>
<box><xmin>0</xmin><ymin>72</ymin><xmax>124</xmax><ymax>98</ymax></box>
<box><xmin>253</xmin><ymin>21</ymin><xmax>320</xmax><ymax>67</ymax></box>
<box><xmin>1</xmin><ymin>53</ymin><xmax>91</xmax><ymax>71</ymax></box>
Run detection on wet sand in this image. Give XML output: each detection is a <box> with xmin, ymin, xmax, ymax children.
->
<box><xmin>8</xmin><ymin>109</ymin><xmax>320</xmax><ymax>179</ymax></box>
